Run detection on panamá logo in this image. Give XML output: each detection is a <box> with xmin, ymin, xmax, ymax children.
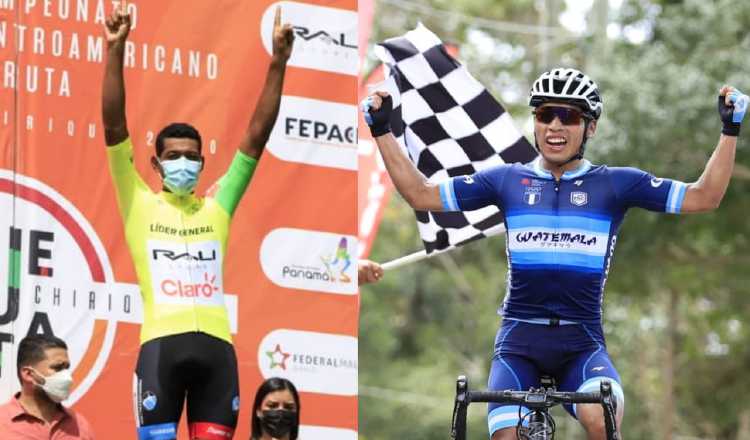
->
<box><xmin>570</xmin><ymin>191</ymin><xmax>588</xmax><ymax>206</ymax></box>
<box><xmin>258</xmin><ymin>329</ymin><xmax>357</xmax><ymax>396</ymax></box>
<box><xmin>320</xmin><ymin>237</ymin><xmax>352</xmax><ymax>283</ymax></box>
<box><xmin>260</xmin><ymin>228</ymin><xmax>357</xmax><ymax>295</ymax></box>
<box><xmin>260</xmin><ymin>2</ymin><xmax>358</xmax><ymax>76</ymax></box>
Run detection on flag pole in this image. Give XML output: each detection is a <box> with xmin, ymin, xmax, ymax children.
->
<box><xmin>380</xmin><ymin>224</ymin><xmax>507</xmax><ymax>271</ymax></box>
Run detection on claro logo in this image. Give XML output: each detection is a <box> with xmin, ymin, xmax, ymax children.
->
<box><xmin>160</xmin><ymin>273</ymin><xmax>219</xmax><ymax>298</ymax></box>
<box><xmin>260</xmin><ymin>2</ymin><xmax>357</xmax><ymax>76</ymax></box>
<box><xmin>268</xmin><ymin>96</ymin><xmax>357</xmax><ymax>171</ymax></box>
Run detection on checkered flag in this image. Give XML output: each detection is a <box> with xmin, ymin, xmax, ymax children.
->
<box><xmin>374</xmin><ymin>24</ymin><xmax>537</xmax><ymax>253</ymax></box>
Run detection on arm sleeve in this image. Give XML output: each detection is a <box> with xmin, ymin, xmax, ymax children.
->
<box><xmin>610</xmin><ymin>167</ymin><xmax>687</xmax><ymax>214</ymax></box>
<box><xmin>209</xmin><ymin>150</ymin><xmax>258</xmax><ymax>216</ymax></box>
<box><xmin>106</xmin><ymin>138</ymin><xmax>150</xmax><ymax>218</ymax></box>
<box><xmin>438</xmin><ymin>165</ymin><xmax>508</xmax><ymax>211</ymax></box>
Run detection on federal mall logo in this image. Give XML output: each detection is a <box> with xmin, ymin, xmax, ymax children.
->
<box><xmin>266</xmin><ymin>344</ymin><xmax>291</xmax><ymax>370</ymax></box>
<box><xmin>258</xmin><ymin>329</ymin><xmax>357</xmax><ymax>396</ymax></box>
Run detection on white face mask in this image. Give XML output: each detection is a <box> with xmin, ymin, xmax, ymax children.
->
<box><xmin>31</xmin><ymin>368</ymin><xmax>73</xmax><ymax>403</ymax></box>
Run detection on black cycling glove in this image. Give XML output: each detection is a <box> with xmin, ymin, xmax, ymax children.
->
<box><xmin>718</xmin><ymin>91</ymin><xmax>748</xmax><ymax>136</ymax></box>
<box><xmin>361</xmin><ymin>94</ymin><xmax>393</xmax><ymax>137</ymax></box>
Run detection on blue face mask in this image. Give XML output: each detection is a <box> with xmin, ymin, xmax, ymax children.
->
<box><xmin>159</xmin><ymin>156</ymin><xmax>202</xmax><ymax>195</ymax></box>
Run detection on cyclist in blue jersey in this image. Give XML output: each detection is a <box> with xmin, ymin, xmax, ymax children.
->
<box><xmin>362</xmin><ymin>68</ymin><xmax>747</xmax><ymax>440</ymax></box>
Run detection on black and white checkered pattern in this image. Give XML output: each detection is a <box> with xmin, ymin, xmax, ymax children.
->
<box><xmin>375</xmin><ymin>24</ymin><xmax>537</xmax><ymax>253</ymax></box>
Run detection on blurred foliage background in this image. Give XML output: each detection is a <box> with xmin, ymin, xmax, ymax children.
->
<box><xmin>359</xmin><ymin>0</ymin><xmax>750</xmax><ymax>439</ymax></box>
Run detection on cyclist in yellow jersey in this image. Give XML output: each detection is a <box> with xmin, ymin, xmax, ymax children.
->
<box><xmin>101</xmin><ymin>3</ymin><xmax>294</xmax><ymax>440</ymax></box>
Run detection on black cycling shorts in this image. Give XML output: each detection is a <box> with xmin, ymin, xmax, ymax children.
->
<box><xmin>133</xmin><ymin>332</ymin><xmax>239</xmax><ymax>440</ymax></box>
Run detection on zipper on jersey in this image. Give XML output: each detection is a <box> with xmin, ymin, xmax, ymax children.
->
<box><xmin>553</xmin><ymin>177</ymin><xmax>561</xmax><ymax>280</ymax></box>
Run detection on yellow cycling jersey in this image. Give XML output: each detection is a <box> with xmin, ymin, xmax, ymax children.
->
<box><xmin>107</xmin><ymin>138</ymin><xmax>257</xmax><ymax>344</ymax></box>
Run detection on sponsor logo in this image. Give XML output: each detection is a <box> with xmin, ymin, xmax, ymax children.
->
<box><xmin>161</xmin><ymin>273</ymin><xmax>219</xmax><ymax>298</ymax></box>
<box><xmin>515</xmin><ymin>231</ymin><xmax>598</xmax><ymax>247</ymax></box>
<box><xmin>268</xmin><ymin>96</ymin><xmax>357</xmax><ymax>170</ymax></box>
<box><xmin>258</xmin><ymin>329</ymin><xmax>357</xmax><ymax>396</ymax></box>
<box><xmin>232</xmin><ymin>396</ymin><xmax>240</xmax><ymax>412</ymax></box>
<box><xmin>463</xmin><ymin>176</ymin><xmax>474</xmax><ymax>184</ymax></box>
<box><xmin>591</xmin><ymin>366</ymin><xmax>606</xmax><ymax>372</ymax></box>
<box><xmin>650</xmin><ymin>177</ymin><xmax>664</xmax><ymax>188</ymax></box>
<box><xmin>260</xmin><ymin>2</ymin><xmax>357</xmax><ymax>76</ymax></box>
<box><xmin>521</xmin><ymin>178</ymin><xmax>530</xmax><ymax>186</ymax></box>
<box><xmin>523</xmin><ymin>187</ymin><xmax>542</xmax><ymax>205</ymax></box>
<box><xmin>266</xmin><ymin>344</ymin><xmax>292</xmax><ymax>370</ymax></box>
<box><xmin>260</xmin><ymin>228</ymin><xmax>357</xmax><ymax>295</ymax></box>
<box><xmin>299</xmin><ymin>426</ymin><xmax>358</xmax><ymax>440</ymax></box>
<box><xmin>570</xmin><ymin>191</ymin><xmax>588</xmax><ymax>206</ymax></box>
<box><xmin>206</xmin><ymin>426</ymin><xmax>231</xmax><ymax>437</ymax></box>
<box><xmin>147</xmin><ymin>240</ymin><xmax>224</xmax><ymax>307</ymax></box>
<box><xmin>574</xmin><ymin>179</ymin><xmax>583</xmax><ymax>186</ymax></box>
<box><xmin>151</xmin><ymin>249</ymin><xmax>216</xmax><ymax>262</ymax></box>
<box><xmin>142</xmin><ymin>391</ymin><xmax>158</xmax><ymax>411</ymax></box>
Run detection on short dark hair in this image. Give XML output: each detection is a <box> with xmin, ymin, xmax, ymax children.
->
<box><xmin>251</xmin><ymin>377</ymin><xmax>301</xmax><ymax>440</ymax></box>
<box><xmin>155</xmin><ymin>122</ymin><xmax>202</xmax><ymax>157</ymax></box>
<box><xmin>17</xmin><ymin>334</ymin><xmax>67</xmax><ymax>382</ymax></box>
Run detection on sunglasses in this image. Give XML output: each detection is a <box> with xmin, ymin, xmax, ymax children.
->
<box><xmin>533</xmin><ymin>106</ymin><xmax>585</xmax><ymax>125</ymax></box>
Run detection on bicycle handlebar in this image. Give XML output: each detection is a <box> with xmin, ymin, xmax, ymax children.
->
<box><xmin>451</xmin><ymin>375</ymin><xmax>619</xmax><ymax>440</ymax></box>
<box><xmin>466</xmin><ymin>389</ymin><xmax>602</xmax><ymax>405</ymax></box>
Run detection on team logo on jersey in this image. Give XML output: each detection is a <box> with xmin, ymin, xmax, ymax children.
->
<box><xmin>523</xmin><ymin>187</ymin><xmax>542</xmax><ymax>205</ymax></box>
<box><xmin>650</xmin><ymin>177</ymin><xmax>664</xmax><ymax>188</ymax></box>
<box><xmin>142</xmin><ymin>391</ymin><xmax>158</xmax><ymax>411</ymax></box>
<box><xmin>570</xmin><ymin>191</ymin><xmax>588</xmax><ymax>206</ymax></box>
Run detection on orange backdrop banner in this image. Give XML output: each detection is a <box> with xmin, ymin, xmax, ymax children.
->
<box><xmin>0</xmin><ymin>1</ymin><xmax>358</xmax><ymax>439</ymax></box>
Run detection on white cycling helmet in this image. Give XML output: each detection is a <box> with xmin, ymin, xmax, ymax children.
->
<box><xmin>529</xmin><ymin>68</ymin><xmax>603</xmax><ymax>120</ymax></box>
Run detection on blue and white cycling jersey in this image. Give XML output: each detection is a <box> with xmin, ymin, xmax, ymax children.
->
<box><xmin>439</xmin><ymin>157</ymin><xmax>687</xmax><ymax>324</ymax></box>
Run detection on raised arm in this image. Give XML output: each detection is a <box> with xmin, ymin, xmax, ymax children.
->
<box><xmin>237</xmin><ymin>7</ymin><xmax>294</xmax><ymax>159</ymax></box>
<box><xmin>681</xmin><ymin>86</ymin><xmax>746</xmax><ymax>213</ymax></box>
<box><xmin>101</xmin><ymin>2</ymin><xmax>131</xmax><ymax>146</ymax></box>
<box><xmin>362</xmin><ymin>92</ymin><xmax>444</xmax><ymax>211</ymax></box>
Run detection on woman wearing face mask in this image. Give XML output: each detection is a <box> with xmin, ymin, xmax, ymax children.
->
<box><xmin>250</xmin><ymin>378</ymin><xmax>300</xmax><ymax>440</ymax></box>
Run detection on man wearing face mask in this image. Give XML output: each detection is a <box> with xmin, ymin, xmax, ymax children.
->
<box><xmin>101</xmin><ymin>2</ymin><xmax>294</xmax><ymax>440</ymax></box>
<box><xmin>0</xmin><ymin>335</ymin><xmax>95</xmax><ymax>439</ymax></box>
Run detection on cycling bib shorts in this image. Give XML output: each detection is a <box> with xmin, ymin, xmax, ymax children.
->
<box><xmin>133</xmin><ymin>332</ymin><xmax>240</xmax><ymax>440</ymax></box>
<box><xmin>486</xmin><ymin>320</ymin><xmax>623</xmax><ymax>434</ymax></box>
